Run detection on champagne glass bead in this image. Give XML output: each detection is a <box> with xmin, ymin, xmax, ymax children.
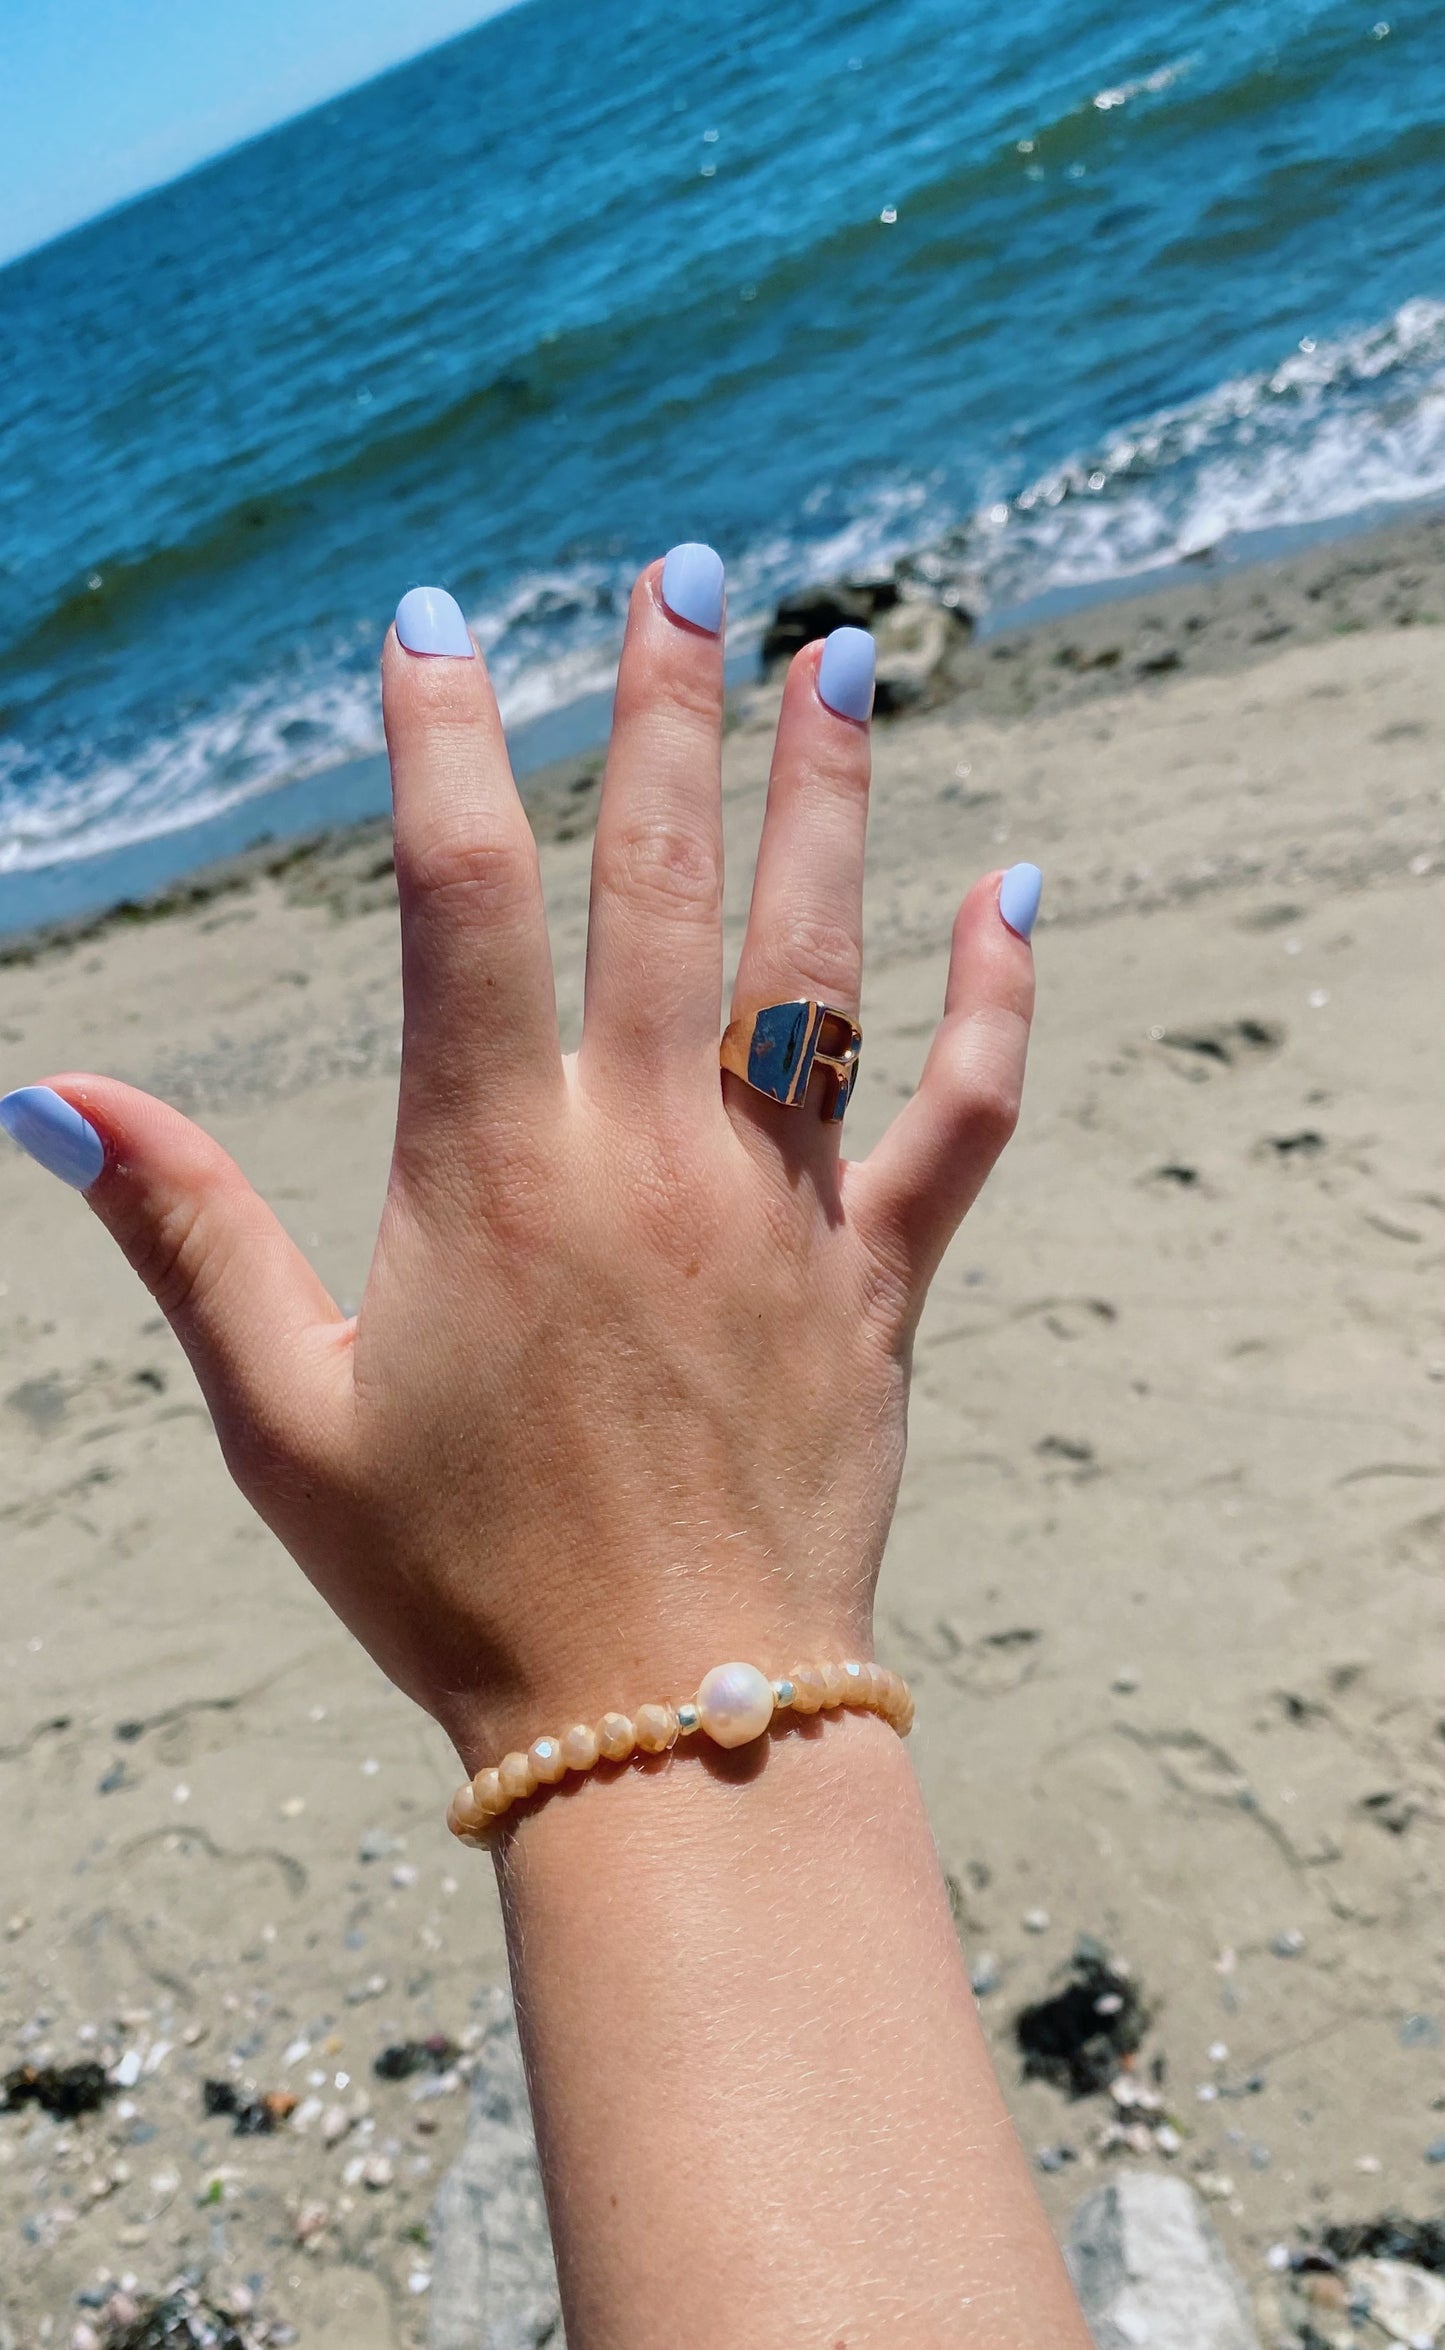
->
<box><xmin>819</xmin><ymin>1661</ymin><xmax>848</xmax><ymax>1706</ymax></box>
<box><xmin>561</xmin><ymin>1723</ymin><xmax>600</xmax><ymax>1772</ymax></box>
<box><xmin>634</xmin><ymin>1703</ymin><xmax>679</xmax><ymax>1754</ymax></box>
<box><xmin>597</xmin><ymin>1712</ymin><xmax>637</xmax><ymax>1762</ymax></box>
<box><xmin>788</xmin><ymin>1664</ymin><xmax>826</xmax><ymax>1713</ymax></box>
<box><xmin>498</xmin><ymin>1750</ymin><xmax>537</xmax><ymax>1805</ymax></box>
<box><xmin>470</xmin><ymin>1765</ymin><xmax>505</xmax><ymax>1816</ymax></box>
<box><xmin>529</xmin><ymin>1736</ymin><xmax>567</xmax><ymax>1786</ymax></box>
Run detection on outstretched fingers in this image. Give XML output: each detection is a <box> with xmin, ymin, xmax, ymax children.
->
<box><xmin>0</xmin><ymin>1076</ymin><xmax>353</xmax><ymax>1504</ymax></box>
<box><xmin>851</xmin><ymin>865</ymin><xmax>1040</xmax><ymax>1303</ymax></box>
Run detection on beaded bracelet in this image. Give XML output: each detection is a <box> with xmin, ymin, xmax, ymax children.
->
<box><xmin>446</xmin><ymin>1658</ymin><xmax>914</xmax><ymax>1842</ymax></box>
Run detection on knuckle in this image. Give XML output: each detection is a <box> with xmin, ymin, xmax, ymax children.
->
<box><xmin>775</xmin><ymin>907</ymin><xmax>861</xmax><ymax>1002</ymax></box>
<box><xmin>615</xmin><ymin>651</ymin><xmax>722</xmax><ymax>739</ymax></box>
<box><xmin>115</xmin><ymin>1187</ymin><xmax>213</xmax><ymax>1324</ymax></box>
<box><xmin>385</xmin><ymin>642</ymin><xmax>489</xmax><ymax>732</ymax></box>
<box><xmin>397</xmin><ymin>820</ymin><xmax>537</xmax><ymax>916</ymax></box>
<box><xmin>605</xmin><ymin>812</ymin><xmax>720</xmax><ymax>914</ymax></box>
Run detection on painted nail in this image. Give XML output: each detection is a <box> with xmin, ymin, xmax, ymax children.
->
<box><xmin>817</xmin><ymin>626</ymin><xmax>875</xmax><ymax>722</ymax></box>
<box><xmin>660</xmin><ymin>543</ymin><xmax>725</xmax><ymax>634</ymax></box>
<box><xmin>999</xmin><ymin>862</ymin><xmax>1043</xmax><ymax>940</ymax></box>
<box><xmin>394</xmin><ymin>585</ymin><xmax>475</xmax><ymax>658</ymax></box>
<box><xmin>0</xmin><ymin>1086</ymin><xmax>105</xmax><ymax>1190</ymax></box>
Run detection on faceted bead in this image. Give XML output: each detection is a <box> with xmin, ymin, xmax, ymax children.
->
<box><xmin>470</xmin><ymin>1766</ymin><xmax>505</xmax><ymax>1816</ymax></box>
<box><xmin>788</xmin><ymin>1664</ymin><xmax>826</xmax><ymax>1714</ymax></box>
<box><xmin>840</xmin><ymin>1660</ymin><xmax>868</xmax><ymax>1705</ymax></box>
<box><xmin>561</xmin><ymin>1722</ymin><xmax>600</xmax><ymax>1772</ymax></box>
<box><xmin>447</xmin><ymin>1788</ymin><xmax>480</xmax><ymax>1836</ymax></box>
<box><xmin>498</xmin><ymin>1750</ymin><xmax>537</xmax><ymax>1804</ymax></box>
<box><xmin>819</xmin><ymin>1660</ymin><xmax>848</xmax><ymax>1706</ymax></box>
<box><xmin>529</xmin><ymin>1735</ymin><xmax>567</xmax><ymax>1786</ymax></box>
<box><xmin>596</xmin><ymin>1712</ymin><xmax>636</xmax><ymax>1762</ymax></box>
<box><xmin>634</xmin><ymin>1702</ymin><xmax>679</xmax><ymax>1754</ymax></box>
<box><xmin>695</xmin><ymin>1661</ymin><xmax>776</xmax><ymax>1749</ymax></box>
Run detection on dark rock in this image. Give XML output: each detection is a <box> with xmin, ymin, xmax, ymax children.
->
<box><xmin>375</xmin><ymin>2033</ymin><xmax>460</xmax><ymax>2080</ymax></box>
<box><xmin>1015</xmin><ymin>1942</ymin><xmax>1149</xmax><ymax>2098</ymax></box>
<box><xmin>759</xmin><ymin>579</ymin><xmax>899</xmax><ymax>671</ymax></box>
<box><xmin>3</xmin><ymin>2058</ymin><xmax>112</xmax><ymax>2118</ymax></box>
<box><xmin>201</xmin><ymin>2079</ymin><xmax>296</xmax><ymax>2134</ymax></box>
<box><xmin>1320</xmin><ymin>2214</ymin><xmax>1445</xmax><ymax>2273</ymax></box>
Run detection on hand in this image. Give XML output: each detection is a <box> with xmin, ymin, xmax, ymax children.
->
<box><xmin>3</xmin><ymin>555</ymin><xmax>1038</xmax><ymax>1775</ymax></box>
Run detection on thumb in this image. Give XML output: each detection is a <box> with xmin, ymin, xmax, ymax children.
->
<box><xmin>0</xmin><ymin>1077</ymin><xmax>352</xmax><ymax>1495</ymax></box>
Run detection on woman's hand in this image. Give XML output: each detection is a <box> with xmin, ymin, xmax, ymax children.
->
<box><xmin>2</xmin><ymin>554</ymin><xmax>1037</xmax><ymax>1774</ymax></box>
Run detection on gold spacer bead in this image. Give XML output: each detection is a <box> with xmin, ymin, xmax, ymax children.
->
<box><xmin>675</xmin><ymin>1702</ymin><xmax>700</xmax><ymax>1735</ymax></box>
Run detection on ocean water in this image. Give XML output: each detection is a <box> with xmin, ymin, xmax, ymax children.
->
<box><xmin>1</xmin><ymin>0</ymin><xmax>1443</xmax><ymax>917</ymax></box>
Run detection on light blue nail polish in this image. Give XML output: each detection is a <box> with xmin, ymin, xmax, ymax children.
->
<box><xmin>999</xmin><ymin>862</ymin><xmax>1043</xmax><ymax>940</ymax></box>
<box><xmin>0</xmin><ymin>1086</ymin><xmax>105</xmax><ymax>1189</ymax></box>
<box><xmin>394</xmin><ymin>585</ymin><xmax>475</xmax><ymax>658</ymax></box>
<box><xmin>817</xmin><ymin>626</ymin><xmax>875</xmax><ymax>722</ymax></box>
<box><xmin>660</xmin><ymin>542</ymin><xmax>725</xmax><ymax>634</ymax></box>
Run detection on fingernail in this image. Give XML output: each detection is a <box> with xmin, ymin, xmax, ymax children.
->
<box><xmin>999</xmin><ymin>862</ymin><xmax>1043</xmax><ymax>940</ymax></box>
<box><xmin>660</xmin><ymin>543</ymin><xmax>725</xmax><ymax>634</ymax></box>
<box><xmin>0</xmin><ymin>1086</ymin><xmax>105</xmax><ymax>1190</ymax></box>
<box><xmin>394</xmin><ymin>585</ymin><xmax>475</xmax><ymax>658</ymax></box>
<box><xmin>817</xmin><ymin>626</ymin><xmax>875</xmax><ymax>722</ymax></box>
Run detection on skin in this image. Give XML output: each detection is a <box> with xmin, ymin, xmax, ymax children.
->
<box><xmin>29</xmin><ymin>561</ymin><xmax>1091</xmax><ymax>2345</ymax></box>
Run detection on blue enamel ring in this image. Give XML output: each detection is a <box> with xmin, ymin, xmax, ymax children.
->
<box><xmin>719</xmin><ymin>999</ymin><xmax>862</xmax><ymax>1123</ymax></box>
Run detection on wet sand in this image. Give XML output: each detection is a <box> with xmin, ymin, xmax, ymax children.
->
<box><xmin>1</xmin><ymin>514</ymin><xmax>1442</xmax><ymax>2346</ymax></box>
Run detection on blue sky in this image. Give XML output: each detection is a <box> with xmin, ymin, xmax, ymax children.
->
<box><xmin>0</xmin><ymin>0</ymin><xmax>527</xmax><ymax>267</ymax></box>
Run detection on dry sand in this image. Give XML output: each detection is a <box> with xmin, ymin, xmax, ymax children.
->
<box><xmin>1</xmin><ymin>518</ymin><xmax>1442</xmax><ymax>2346</ymax></box>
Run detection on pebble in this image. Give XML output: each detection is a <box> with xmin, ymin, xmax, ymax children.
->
<box><xmin>294</xmin><ymin>2200</ymin><xmax>330</xmax><ymax>2245</ymax></box>
<box><xmin>1022</xmin><ymin>1908</ymin><xmax>1050</xmax><ymax>1934</ymax></box>
<box><xmin>1271</xmin><ymin>1928</ymin><xmax>1306</xmax><ymax>1958</ymax></box>
<box><xmin>1424</xmin><ymin>2136</ymin><xmax>1445</xmax><ymax>2164</ymax></box>
<box><xmin>970</xmin><ymin>1952</ymin><xmax>1001</xmax><ymax>1996</ymax></box>
<box><xmin>320</xmin><ymin>2104</ymin><xmax>351</xmax><ymax>2149</ymax></box>
<box><xmin>361</xmin><ymin>2153</ymin><xmax>394</xmax><ymax>2191</ymax></box>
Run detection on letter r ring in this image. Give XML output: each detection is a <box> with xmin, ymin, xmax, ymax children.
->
<box><xmin>719</xmin><ymin>1000</ymin><xmax>862</xmax><ymax>1122</ymax></box>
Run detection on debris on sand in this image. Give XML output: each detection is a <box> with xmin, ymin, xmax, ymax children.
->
<box><xmin>374</xmin><ymin>2033</ymin><xmax>460</xmax><ymax>2081</ymax></box>
<box><xmin>1264</xmin><ymin>2225</ymin><xmax>1445</xmax><ymax>2348</ymax></box>
<box><xmin>1015</xmin><ymin>1938</ymin><xmax>1151</xmax><ymax>2097</ymax></box>
<box><xmin>201</xmin><ymin>2080</ymin><xmax>298</xmax><ymax>2135</ymax></box>
<box><xmin>1319</xmin><ymin>2213</ymin><xmax>1445</xmax><ymax>2273</ymax></box>
<box><xmin>3</xmin><ymin>2059</ymin><xmax>113</xmax><ymax>2118</ymax></box>
<box><xmin>75</xmin><ymin>2281</ymin><xmax>283</xmax><ymax>2349</ymax></box>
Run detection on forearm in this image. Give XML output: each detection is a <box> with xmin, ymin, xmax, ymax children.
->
<box><xmin>495</xmin><ymin>1712</ymin><xmax>1090</xmax><ymax>2349</ymax></box>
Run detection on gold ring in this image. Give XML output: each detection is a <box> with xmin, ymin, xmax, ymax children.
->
<box><xmin>720</xmin><ymin>1000</ymin><xmax>862</xmax><ymax>1123</ymax></box>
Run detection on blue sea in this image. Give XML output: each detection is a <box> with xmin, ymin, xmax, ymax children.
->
<box><xmin>1</xmin><ymin>0</ymin><xmax>1443</xmax><ymax>926</ymax></box>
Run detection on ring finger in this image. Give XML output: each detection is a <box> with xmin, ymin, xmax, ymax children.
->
<box><xmin>726</xmin><ymin>627</ymin><xmax>875</xmax><ymax>1166</ymax></box>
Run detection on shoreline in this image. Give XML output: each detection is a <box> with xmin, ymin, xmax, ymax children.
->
<box><xmin>4</xmin><ymin>498</ymin><xmax>1443</xmax><ymax>961</ymax></box>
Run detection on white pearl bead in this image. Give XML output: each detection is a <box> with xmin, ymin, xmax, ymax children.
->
<box><xmin>695</xmin><ymin>1662</ymin><xmax>776</xmax><ymax>1749</ymax></box>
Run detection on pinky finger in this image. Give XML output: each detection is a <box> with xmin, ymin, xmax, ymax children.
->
<box><xmin>850</xmin><ymin>864</ymin><xmax>1039</xmax><ymax>1303</ymax></box>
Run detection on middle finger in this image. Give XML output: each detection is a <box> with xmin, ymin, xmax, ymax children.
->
<box><xmin>579</xmin><ymin>548</ymin><xmax>727</xmax><ymax>1117</ymax></box>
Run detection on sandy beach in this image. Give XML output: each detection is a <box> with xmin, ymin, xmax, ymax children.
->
<box><xmin>1</xmin><ymin>515</ymin><xmax>1442</xmax><ymax>2346</ymax></box>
